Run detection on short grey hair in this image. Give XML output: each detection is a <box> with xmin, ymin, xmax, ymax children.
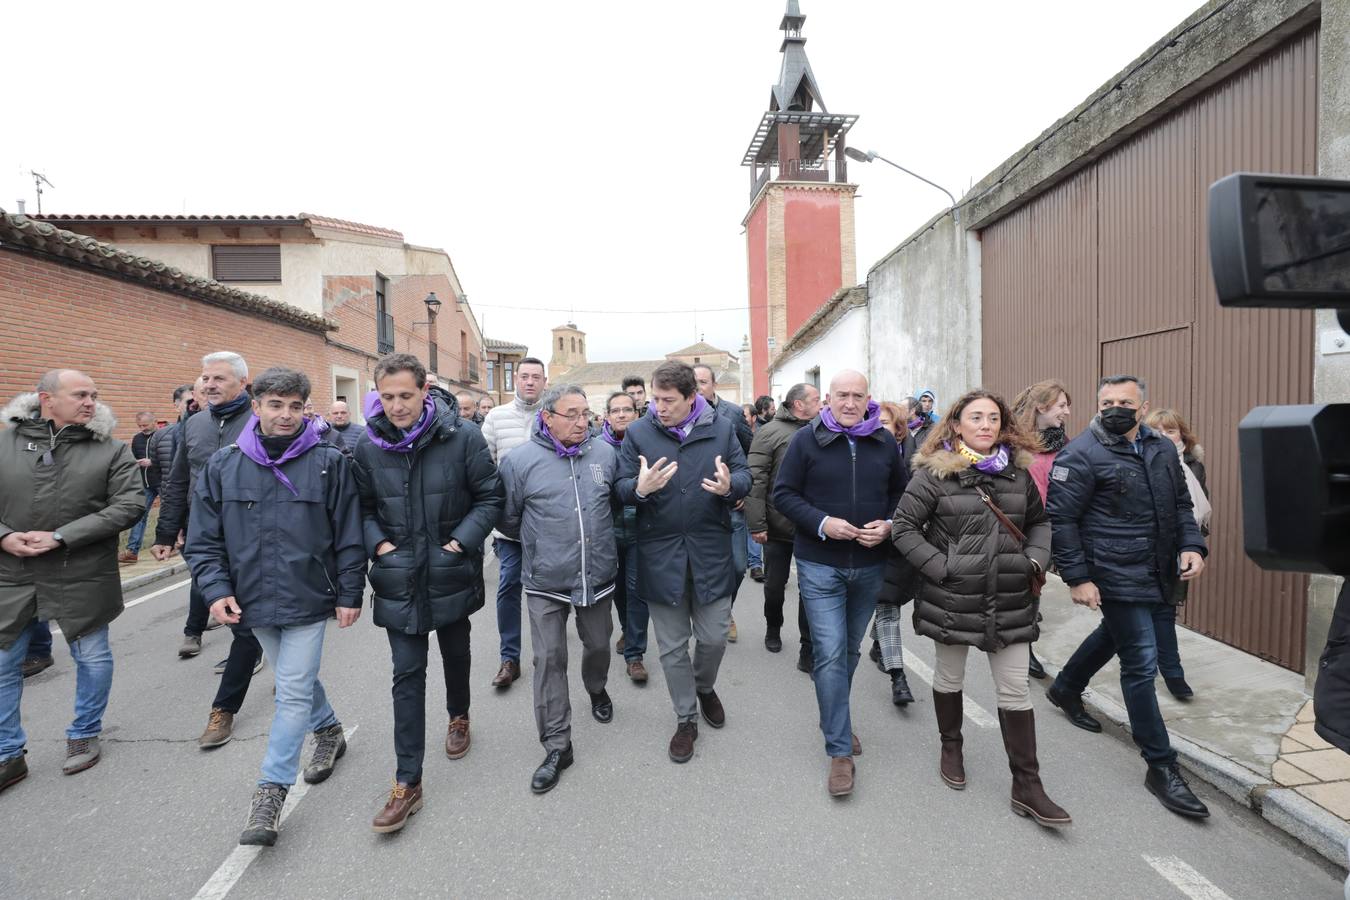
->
<box><xmin>36</xmin><ymin>369</ymin><xmax>67</xmax><ymax>394</ymax></box>
<box><xmin>541</xmin><ymin>383</ymin><xmax>587</xmax><ymax>413</ymax></box>
<box><xmin>251</xmin><ymin>366</ymin><xmax>311</xmax><ymax>401</ymax></box>
<box><xmin>784</xmin><ymin>382</ymin><xmax>814</xmax><ymax>410</ymax></box>
<box><xmin>1098</xmin><ymin>374</ymin><xmax>1147</xmax><ymax>401</ymax></box>
<box><xmin>201</xmin><ymin>351</ymin><xmax>248</xmax><ymax>380</ymax></box>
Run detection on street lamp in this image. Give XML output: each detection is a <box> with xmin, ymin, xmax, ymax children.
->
<box><xmin>423</xmin><ymin>292</ymin><xmax>443</xmax><ymax>314</ymax></box>
<box><xmin>845</xmin><ymin>147</ymin><xmax>958</xmax><ymax>219</ymax></box>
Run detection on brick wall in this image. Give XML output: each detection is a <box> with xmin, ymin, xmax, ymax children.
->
<box><xmin>0</xmin><ymin>249</ymin><xmax>339</xmax><ymax>441</ymax></box>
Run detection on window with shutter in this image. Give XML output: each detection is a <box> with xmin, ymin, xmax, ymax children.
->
<box><xmin>211</xmin><ymin>245</ymin><xmax>281</xmax><ymax>282</ymax></box>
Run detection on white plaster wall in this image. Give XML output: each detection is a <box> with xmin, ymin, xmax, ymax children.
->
<box><xmin>866</xmin><ymin>211</ymin><xmax>982</xmax><ymax>407</ymax></box>
<box><xmin>109</xmin><ymin>240</ymin><xmax>325</xmax><ymax>316</ymax></box>
<box><xmin>769</xmin><ymin>306</ymin><xmax>868</xmax><ymax>400</ymax></box>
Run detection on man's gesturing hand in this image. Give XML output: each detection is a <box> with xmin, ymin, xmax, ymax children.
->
<box><xmin>210</xmin><ymin>596</ymin><xmax>243</xmax><ymax>626</ymax></box>
<box><xmin>636</xmin><ymin>455</ymin><xmax>678</xmax><ymax>496</ymax></box>
<box><xmin>700</xmin><ymin>455</ymin><xmax>732</xmax><ymax>497</ymax></box>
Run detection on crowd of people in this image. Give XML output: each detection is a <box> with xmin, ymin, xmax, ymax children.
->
<box><xmin>0</xmin><ymin>351</ymin><xmax>1215</xmax><ymax>847</ymax></box>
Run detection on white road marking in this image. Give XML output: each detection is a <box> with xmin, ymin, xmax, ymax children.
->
<box><xmin>192</xmin><ymin>725</ymin><xmax>358</xmax><ymax>900</ymax></box>
<box><xmin>902</xmin><ymin>653</ymin><xmax>998</xmax><ymax>728</ymax></box>
<box><xmin>48</xmin><ymin>577</ymin><xmax>192</xmax><ymax>636</ymax></box>
<box><xmin>1143</xmin><ymin>855</ymin><xmax>1233</xmax><ymax>900</ymax></box>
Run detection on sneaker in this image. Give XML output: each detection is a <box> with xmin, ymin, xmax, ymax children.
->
<box><xmin>626</xmin><ymin>659</ymin><xmax>649</xmax><ymax>684</ymax></box>
<box><xmin>239</xmin><ymin>783</ymin><xmax>289</xmax><ymax>846</ymax></box>
<box><xmin>198</xmin><ymin>708</ymin><xmax>235</xmax><ymax>749</ymax></box>
<box><xmin>728</xmin><ymin>618</ymin><xmax>738</xmax><ymax>643</ymax></box>
<box><xmin>179</xmin><ymin>635</ymin><xmax>203</xmax><ymax>659</ymax></box>
<box><xmin>117</xmin><ymin>550</ymin><xmax>138</xmax><ymax>565</ymax></box>
<box><xmin>21</xmin><ymin>656</ymin><xmax>53</xmax><ymax>678</ymax></box>
<box><xmin>303</xmin><ymin>725</ymin><xmax>346</xmax><ymax>784</ymax></box>
<box><xmin>0</xmin><ymin>753</ymin><xmax>28</xmax><ymax>794</ymax></box>
<box><xmin>62</xmin><ymin>737</ymin><xmax>101</xmax><ymax>775</ymax></box>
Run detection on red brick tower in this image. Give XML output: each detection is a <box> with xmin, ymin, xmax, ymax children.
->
<box><xmin>742</xmin><ymin>1</ymin><xmax>858</xmax><ymax>397</ymax></box>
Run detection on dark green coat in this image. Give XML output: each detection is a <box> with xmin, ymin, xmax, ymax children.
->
<box><xmin>0</xmin><ymin>394</ymin><xmax>144</xmax><ymax>649</ymax></box>
<box><xmin>743</xmin><ymin>405</ymin><xmax>810</xmax><ymax>541</ymax></box>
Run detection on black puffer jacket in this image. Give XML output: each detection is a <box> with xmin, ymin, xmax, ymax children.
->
<box><xmin>892</xmin><ymin>446</ymin><xmax>1051</xmax><ymax>651</ymax></box>
<box><xmin>352</xmin><ymin>388</ymin><xmax>504</xmax><ymax>634</ymax></box>
<box><xmin>148</xmin><ymin>419</ymin><xmax>183</xmax><ymax>490</ymax></box>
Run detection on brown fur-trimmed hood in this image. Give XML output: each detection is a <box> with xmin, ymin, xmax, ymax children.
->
<box><xmin>913</xmin><ymin>445</ymin><xmax>1035</xmax><ymax>480</ymax></box>
<box><xmin>2</xmin><ymin>392</ymin><xmax>118</xmax><ymax>441</ymax></box>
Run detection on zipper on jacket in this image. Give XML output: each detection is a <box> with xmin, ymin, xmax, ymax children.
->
<box><xmin>849</xmin><ymin>439</ymin><xmax>857</xmax><ymax>569</ymax></box>
<box><xmin>569</xmin><ymin>456</ymin><xmax>590</xmax><ymax>602</ymax></box>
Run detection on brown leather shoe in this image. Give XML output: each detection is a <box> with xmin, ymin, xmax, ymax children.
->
<box><xmin>728</xmin><ymin>618</ymin><xmax>738</xmax><ymax>643</ymax></box>
<box><xmin>198</xmin><ymin>708</ymin><xmax>234</xmax><ymax>749</ymax></box>
<box><xmin>372</xmin><ymin>782</ymin><xmax>423</xmax><ymax>834</ymax></box>
<box><xmin>828</xmin><ymin>756</ymin><xmax>855</xmax><ymax>797</ymax></box>
<box><xmin>851</xmin><ymin>732</ymin><xmax>862</xmax><ymax>756</ymax></box>
<box><xmin>117</xmin><ymin>551</ymin><xmax>138</xmax><ymax>565</ymax></box>
<box><xmin>445</xmin><ymin>716</ymin><xmax>470</xmax><ymax>759</ymax></box>
<box><xmin>626</xmin><ymin>659</ymin><xmax>648</xmax><ymax>684</ymax></box>
<box><xmin>492</xmin><ymin>659</ymin><xmax>520</xmax><ymax>689</ymax></box>
<box><xmin>669</xmin><ymin>721</ymin><xmax>698</xmax><ymax>763</ymax></box>
<box><xmin>697</xmin><ymin>689</ymin><xmax>725</xmax><ymax>728</ymax></box>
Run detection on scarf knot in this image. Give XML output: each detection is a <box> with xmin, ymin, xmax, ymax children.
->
<box><xmin>235</xmin><ymin>416</ymin><xmax>322</xmax><ymax>495</ymax></box>
<box><xmin>820</xmin><ymin>400</ymin><xmax>884</xmax><ymax>438</ymax></box>
<box><xmin>601</xmin><ymin>420</ymin><xmax>624</xmax><ymax>448</ymax></box>
<box><xmin>363</xmin><ymin>390</ymin><xmax>437</xmax><ymax>453</ymax></box>
<box><xmin>652</xmin><ymin>394</ymin><xmax>708</xmax><ymax>443</ymax></box>
<box><xmin>947</xmin><ymin>440</ymin><xmax>1010</xmax><ymax>474</ymax></box>
<box><xmin>537</xmin><ymin>411</ymin><xmax>582</xmax><ymax>458</ymax></box>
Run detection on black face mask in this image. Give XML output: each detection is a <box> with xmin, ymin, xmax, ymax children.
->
<box><xmin>1100</xmin><ymin>406</ymin><xmax>1137</xmax><ymax>436</ymax></box>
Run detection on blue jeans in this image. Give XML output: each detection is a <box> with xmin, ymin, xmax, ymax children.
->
<box><xmin>615</xmin><ymin>542</ymin><xmax>649</xmax><ymax>662</ymax></box>
<box><xmin>495</xmin><ymin>538</ymin><xmax>523</xmax><ymax>663</ymax></box>
<box><xmin>746</xmin><ymin>532</ymin><xmax>763</xmax><ymax>569</ymax></box>
<box><xmin>252</xmin><ymin>621</ymin><xmax>339</xmax><ymax>787</ymax></box>
<box><xmin>0</xmin><ymin>623</ymin><xmax>113</xmax><ymax>761</ymax></box>
<box><xmin>24</xmin><ymin>619</ymin><xmax>52</xmax><ymax>661</ymax></box>
<box><xmin>730</xmin><ymin>509</ymin><xmax>748</xmax><ymax>605</ymax></box>
<box><xmin>796</xmin><ymin>559</ymin><xmax>884</xmax><ymax>757</ymax></box>
<box><xmin>1055</xmin><ymin>606</ymin><xmax>1186</xmax><ymax>694</ymax></box>
<box><xmin>125</xmin><ymin>486</ymin><xmax>158</xmax><ymax>554</ymax></box>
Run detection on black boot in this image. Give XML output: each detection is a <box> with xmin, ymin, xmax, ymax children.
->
<box><xmin>797</xmin><ymin>644</ymin><xmax>813</xmax><ymax>674</ymax></box>
<box><xmin>1027</xmin><ymin>646</ymin><xmax>1046</xmax><ymax>680</ymax></box>
<box><xmin>889</xmin><ymin>669</ymin><xmax>914</xmax><ymax>706</ymax></box>
<box><xmin>1045</xmin><ymin>681</ymin><xmax>1103</xmax><ymax>733</ymax></box>
<box><xmin>1164</xmin><ymin>676</ymin><xmax>1194</xmax><ymax>700</ymax></box>
<box><xmin>1145</xmin><ymin>762</ymin><xmax>1210</xmax><ymax>818</ymax></box>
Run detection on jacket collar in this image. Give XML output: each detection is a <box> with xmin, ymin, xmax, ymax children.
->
<box><xmin>913</xmin><ymin>446</ymin><xmax>1034</xmax><ymax>481</ymax></box>
<box><xmin>810</xmin><ymin>414</ymin><xmax>888</xmax><ymax>447</ymax></box>
<box><xmin>513</xmin><ymin>394</ymin><xmax>543</xmax><ymax>414</ymax></box>
<box><xmin>1088</xmin><ymin>416</ymin><xmax>1160</xmax><ymax>453</ymax></box>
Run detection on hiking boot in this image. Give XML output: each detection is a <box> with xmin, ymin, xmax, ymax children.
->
<box><xmin>302</xmin><ymin>724</ymin><xmax>346</xmax><ymax>784</ymax></box>
<box><xmin>890</xmin><ymin>669</ymin><xmax>915</xmax><ymax>707</ymax></box>
<box><xmin>239</xmin><ymin>783</ymin><xmax>288</xmax><ymax>846</ymax></box>
<box><xmin>198</xmin><ymin>708</ymin><xmax>235</xmax><ymax>749</ymax></box>
<box><xmin>669</xmin><ymin>721</ymin><xmax>698</xmax><ymax>763</ymax></box>
<box><xmin>697</xmin><ymin>689</ymin><xmax>725</xmax><ymax>728</ymax></box>
<box><xmin>372</xmin><ymin>782</ymin><xmax>423</xmax><ymax>834</ymax></box>
<box><xmin>62</xmin><ymin>737</ymin><xmax>101</xmax><ymax>775</ymax></box>
<box><xmin>727</xmin><ymin>618</ymin><xmax>738</xmax><ymax>643</ymax></box>
<box><xmin>492</xmin><ymin>659</ymin><xmax>521</xmax><ymax>689</ymax></box>
<box><xmin>179</xmin><ymin>634</ymin><xmax>202</xmax><ymax>659</ymax></box>
<box><xmin>117</xmin><ymin>550</ymin><xmax>138</xmax><ymax>565</ymax></box>
<box><xmin>828</xmin><ymin>757</ymin><xmax>855</xmax><ymax>797</ymax></box>
<box><xmin>626</xmin><ymin>659</ymin><xmax>649</xmax><ymax>684</ymax></box>
<box><xmin>445</xmin><ymin>716</ymin><xmax>471</xmax><ymax>759</ymax></box>
<box><xmin>0</xmin><ymin>753</ymin><xmax>27</xmax><ymax>794</ymax></box>
<box><xmin>797</xmin><ymin>644</ymin><xmax>814</xmax><ymax>674</ymax></box>
<box><xmin>21</xmin><ymin>656</ymin><xmax>53</xmax><ymax>678</ymax></box>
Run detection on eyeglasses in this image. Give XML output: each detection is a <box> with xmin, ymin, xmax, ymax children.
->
<box><xmin>547</xmin><ymin>410</ymin><xmax>589</xmax><ymax>423</ymax></box>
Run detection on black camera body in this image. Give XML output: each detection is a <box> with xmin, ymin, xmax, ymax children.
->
<box><xmin>1208</xmin><ymin>173</ymin><xmax>1350</xmax><ymax>576</ymax></box>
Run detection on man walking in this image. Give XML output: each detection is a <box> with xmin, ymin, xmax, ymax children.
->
<box><xmin>119</xmin><ymin>412</ymin><xmax>160</xmax><ymax>564</ymax></box>
<box><xmin>481</xmin><ymin>356</ymin><xmax>547</xmax><ymax>689</ymax></box>
<box><xmin>324</xmin><ymin>400</ymin><xmax>361</xmax><ymax>452</ymax></box>
<box><xmin>353</xmin><ymin>353</ymin><xmax>503</xmax><ymax>833</ymax></box>
<box><xmin>184</xmin><ymin>367</ymin><xmax>364</xmax><ymax>847</ymax></box>
<box><xmin>500</xmin><ymin>385</ymin><xmax>617</xmax><ymax>793</ymax></box>
<box><xmin>616</xmin><ymin>362</ymin><xmax>750</xmax><ymax>764</ymax></box>
<box><xmin>746</xmin><ymin>382</ymin><xmax>820</xmax><ymax>666</ymax></box>
<box><xmin>773</xmin><ymin>371</ymin><xmax>906</xmax><ymax>797</ymax></box>
<box><xmin>0</xmin><ymin>370</ymin><xmax>143</xmax><ymax>791</ymax></box>
<box><xmin>601</xmin><ymin>391</ymin><xmax>650</xmax><ymax>683</ymax></box>
<box><xmin>1046</xmin><ymin>375</ymin><xmax>1210</xmax><ymax>818</ymax></box>
<box><xmin>151</xmin><ymin>352</ymin><xmax>265</xmax><ymax>748</ymax></box>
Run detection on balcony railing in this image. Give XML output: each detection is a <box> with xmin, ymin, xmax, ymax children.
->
<box><xmin>377</xmin><ymin>312</ymin><xmax>395</xmax><ymax>355</ymax></box>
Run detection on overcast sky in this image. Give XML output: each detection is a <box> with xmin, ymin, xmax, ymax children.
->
<box><xmin>4</xmin><ymin>0</ymin><xmax>1196</xmax><ymax>365</ymax></box>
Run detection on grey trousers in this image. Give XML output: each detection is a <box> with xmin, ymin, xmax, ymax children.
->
<box><xmin>646</xmin><ymin>573</ymin><xmax>732</xmax><ymax>723</ymax></box>
<box><xmin>527</xmin><ymin>592</ymin><xmax>612</xmax><ymax>751</ymax></box>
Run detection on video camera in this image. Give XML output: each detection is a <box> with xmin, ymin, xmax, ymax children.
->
<box><xmin>1208</xmin><ymin>173</ymin><xmax>1350</xmax><ymax>576</ymax></box>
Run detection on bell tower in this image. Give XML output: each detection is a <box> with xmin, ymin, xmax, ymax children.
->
<box><xmin>742</xmin><ymin>1</ymin><xmax>858</xmax><ymax>398</ymax></box>
<box><xmin>549</xmin><ymin>322</ymin><xmax>587</xmax><ymax>381</ymax></box>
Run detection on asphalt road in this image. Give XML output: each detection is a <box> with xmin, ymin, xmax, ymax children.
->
<box><xmin>1</xmin><ymin>560</ymin><xmax>1342</xmax><ymax>899</ymax></box>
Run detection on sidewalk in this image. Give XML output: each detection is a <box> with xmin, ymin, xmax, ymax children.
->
<box><xmin>1035</xmin><ymin>577</ymin><xmax>1350</xmax><ymax>870</ymax></box>
<box><xmin>118</xmin><ymin>553</ymin><xmax>189</xmax><ymax>592</ymax></box>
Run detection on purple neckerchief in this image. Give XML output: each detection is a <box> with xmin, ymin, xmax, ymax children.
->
<box><xmin>601</xmin><ymin>420</ymin><xmax>624</xmax><ymax>448</ymax></box>
<box><xmin>653</xmin><ymin>394</ymin><xmax>708</xmax><ymax>443</ymax></box>
<box><xmin>820</xmin><ymin>400</ymin><xmax>885</xmax><ymax>438</ymax></box>
<box><xmin>945</xmin><ymin>440</ymin><xmax>1011</xmax><ymax>474</ymax></box>
<box><xmin>907</xmin><ymin>416</ymin><xmax>926</xmax><ymax>432</ymax></box>
<box><xmin>537</xmin><ymin>411</ymin><xmax>582</xmax><ymax>458</ymax></box>
<box><xmin>363</xmin><ymin>390</ymin><xmax>436</xmax><ymax>453</ymax></box>
<box><xmin>235</xmin><ymin>415</ymin><xmax>322</xmax><ymax>496</ymax></box>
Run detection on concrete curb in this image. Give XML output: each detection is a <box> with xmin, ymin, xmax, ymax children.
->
<box><xmin>1057</xmin><ymin>670</ymin><xmax>1350</xmax><ymax>871</ymax></box>
<box><xmin>121</xmin><ymin>561</ymin><xmax>189</xmax><ymax>593</ymax></box>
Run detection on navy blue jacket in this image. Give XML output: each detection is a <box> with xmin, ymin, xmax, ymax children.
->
<box><xmin>1048</xmin><ymin>418</ymin><xmax>1207</xmax><ymax>604</ymax></box>
<box><xmin>709</xmin><ymin>395</ymin><xmax>753</xmax><ymax>455</ymax></box>
<box><xmin>774</xmin><ymin>417</ymin><xmax>908</xmax><ymax>569</ymax></box>
<box><xmin>615</xmin><ymin>403</ymin><xmax>751</xmax><ymax>605</ymax></box>
<box><xmin>184</xmin><ymin>439</ymin><xmax>365</xmax><ymax>628</ymax></box>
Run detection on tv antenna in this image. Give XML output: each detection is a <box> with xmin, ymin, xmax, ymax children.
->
<box><xmin>29</xmin><ymin>171</ymin><xmax>54</xmax><ymax>215</ymax></box>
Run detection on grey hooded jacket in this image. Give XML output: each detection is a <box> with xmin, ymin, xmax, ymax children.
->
<box><xmin>498</xmin><ymin>428</ymin><xmax>618</xmax><ymax>606</ymax></box>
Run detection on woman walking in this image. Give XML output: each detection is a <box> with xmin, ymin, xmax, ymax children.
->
<box><xmin>1011</xmin><ymin>380</ymin><xmax>1073</xmax><ymax>680</ymax></box>
<box><xmin>893</xmin><ymin>389</ymin><xmax>1070</xmax><ymax>827</ymax></box>
<box><xmin>869</xmin><ymin>402</ymin><xmax>916</xmax><ymax>706</ymax></box>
